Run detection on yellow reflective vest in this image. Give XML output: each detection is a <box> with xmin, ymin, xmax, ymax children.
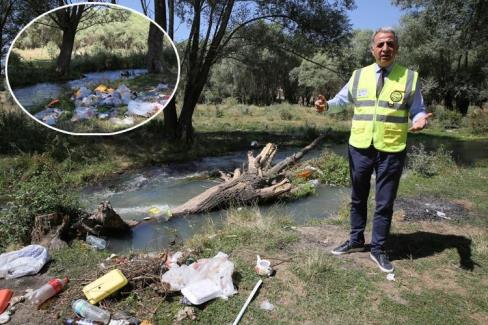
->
<box><xmin>348</xmin><ymin>63</ymin><xmax>418</xmax><ymax>152</ymax></box>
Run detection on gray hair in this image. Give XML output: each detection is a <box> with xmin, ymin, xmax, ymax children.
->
<box><xmin>371</xmin><ymin>27</ymin><xmax>399</xmax><ymax>48</ymax></box>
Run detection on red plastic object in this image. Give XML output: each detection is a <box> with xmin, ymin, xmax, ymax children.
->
<box><xmin>0</xmin><ymin>289</ymin><xmax>13</xmax><ymax>314</ymax></box>
<box><xmin>47</xmin><ymin>99</ymin><xmax>60</xmax><ymax>107</ymax></box>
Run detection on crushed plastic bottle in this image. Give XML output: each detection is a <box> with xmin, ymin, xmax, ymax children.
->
<box><xmin>63</xmin><ymin>318</ymin><xmax>105</xmax><ymax>325</ymax></box>
<box><xmin>86</xmin><ymin>235</ymin><xmax>107</xmax><ymax>250</ymax></box>
<box><xmin>28</xmin><ymin>277</ymin><xmax>69</xmax><ymax>306</ymax></box>
<box><xmin>72</xmin><ymin>299</ymin><xmax>111</xmax><ymax>324</ymax></box>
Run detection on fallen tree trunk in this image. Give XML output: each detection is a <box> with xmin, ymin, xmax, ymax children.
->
<box><xmin>170</xmin><ymin>133</ymin><xmax>328</xmax><ymax>217</ymax></box>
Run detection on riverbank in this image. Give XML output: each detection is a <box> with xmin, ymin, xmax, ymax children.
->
<box><xmin>3</xmin><ymin>159</ymin><xmax>487</xmax><ymax>323</ymax></box>
<box><xmin>1</xmin><ymin>98</ymin><xmax>487</xmax><ymax>322</ymax></box>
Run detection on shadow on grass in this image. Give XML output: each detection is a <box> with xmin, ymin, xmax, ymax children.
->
<box><xmin>388</xmin><ymin>231</ymin><xmax>479</xmax><ymax>271</ymax></box>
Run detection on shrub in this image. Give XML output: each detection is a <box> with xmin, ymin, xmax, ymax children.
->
<box><xmin>407</xmin><ymin>144</ymin><xmax>455</xmax><ymax>177</ymax></box>
<box><xmin>433</xmin><ymin>106</ymin><xmax>463</xmax><ymax>129</ymax></box>
<box><xmin>0</xmin><ymin>155</ymin><xmax>80</xmax><ymax>249</ymax></box>
<box><xmin>314</xmin><ymin>151</ymin><xmax>350</xmax><ymax>186</ymax></box>
<box><xmin>467</xmin><ymin>108</ymin><xmax>488</xmax><ymax>134</ymax></box>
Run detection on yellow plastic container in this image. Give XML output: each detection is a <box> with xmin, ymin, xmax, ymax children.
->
<box><xmin>82</xmin><ymin>269</ymin><xmax>128</xmax><ymax>304</ymax></box>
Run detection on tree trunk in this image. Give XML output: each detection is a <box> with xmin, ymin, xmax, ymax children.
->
<box><xmin>163</xmin><ymin>98</ymin><xmax>177</xmax><ymax>139</ymax></box>
<box><xmin>147</xmin><ymin>24</ymin><xmax>164</xmax><ymax>73</ymax></box>
<box><xmin>169</xmin><ymin>133</ymin><xmax>327</xmax><ymax>216</ymax></box>
<box><xmin>56</xmin><ymin>27</ymin><xmax>76</xmax><ymax>77</ymax></box>
<box><xmin>146</xmin><ymin>0</ymin><xmax>166</xmax><ymax>73</ymax></box>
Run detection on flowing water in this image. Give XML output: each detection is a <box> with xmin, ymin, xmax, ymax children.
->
<box><xmin>81</xmin><ymin>137</ymin><xmax>487</xmax><ymax>252</ymax></box>
<box><xmin>11</xmin><ymin>69</ymin><xmax>147</xmax><ymax>109</ymax></box>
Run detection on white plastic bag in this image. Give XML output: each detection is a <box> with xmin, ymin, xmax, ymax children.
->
<box><xmin>161</xmin><ymin>252</ymin><xmax>237</xmax><ymax>305</ymax></box>
<box><xmin>127</xmin><ymin>100</ymin><xmax>163</xmax><ymax>117</ymax></box>
<box><xmin>71</xmin><ymin>106</ymin><xmax>98</xmax><ymax>121</ymax></box>
<box><xmin>0</xmin><ymin>245</ymin><xmax>49</xmax><ymax>279</ymax></box>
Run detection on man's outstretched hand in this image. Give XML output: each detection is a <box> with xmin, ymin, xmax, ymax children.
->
<box><xmin>409</xmin><ymin>113</ymin><xmax>433</xmax><ymax>132</ymax></box>
<box><xmin>314</xmin><ymin>99</ymin><xmax>327</xmax><ymax>113</ymax></box>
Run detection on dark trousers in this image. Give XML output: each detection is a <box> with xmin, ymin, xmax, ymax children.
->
<box><xmin>348</xmin><ymin>144</ymin><xmax>406</xmax><ymax>253</ymax></box>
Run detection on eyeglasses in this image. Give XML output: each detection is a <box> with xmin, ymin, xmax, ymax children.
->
<box><xmin>376</xmin><ymin>41</ymin><xmax>396</xmax><ymax>49</ymax></box>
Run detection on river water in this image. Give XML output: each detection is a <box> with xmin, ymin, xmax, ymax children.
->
<box><xmin>80</xmin><ymin>137</ymin><xmax>488</xmax><ymax>252</ymax></box>
<box><xmin>11</xmin><ymin>69</ymin><xmax>147</xmax><ymax>109</ymax></box>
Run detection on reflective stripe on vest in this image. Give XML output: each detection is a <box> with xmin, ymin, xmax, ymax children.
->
<box><xmin>348</xmin><ymin>63</ymin><xmax>418</xmax><ymax>152</ymax></box>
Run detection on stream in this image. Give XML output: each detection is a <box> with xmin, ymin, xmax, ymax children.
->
<box><xmin>11</xmin><ymin>69</ymin><xmax>147</xmax><ymax>109</ymax></box>
<box><xmin>81</xmin><ymin>138</ymin><xmax>488</xmax><ymax>252</ymax></box>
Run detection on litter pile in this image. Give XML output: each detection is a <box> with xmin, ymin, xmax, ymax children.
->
<box><xmin>34</xmin><ymin>83</ymin><xmax>171</xmax><ymax>127</ymax></box>
<box><xmin>0</xmin><ymin>246</ymin><xmax>240</xmax><ymax>324</ymax></box>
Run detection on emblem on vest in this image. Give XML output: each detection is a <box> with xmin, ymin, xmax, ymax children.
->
<box><xmin>390</xmin><ymin>90</ymin><xmax>403</xmax><ymax>102</ymax></box>
<box><xmin>357</xmin><ymin>88</ymin><xmax>368</xmax><ymax>97</ymax></box>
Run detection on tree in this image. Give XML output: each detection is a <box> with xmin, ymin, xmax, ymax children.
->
<box><xmin>394</xmin><ymin>0</ymin><xmax>488</xmax><ymax>113</ymax></box>
<box><xmin>175</xmin><ymin>0</ymin><xmax>353</xmax><ymax>143</ymax></box>
<box><xmin>21</xmin><ymin>1</ymin><xmax>126</xmax><ymax>77</ymax></box>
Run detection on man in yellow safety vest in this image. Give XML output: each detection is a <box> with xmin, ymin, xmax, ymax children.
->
<box><xmin>324</xmin><ymin>27</ymin><xmax>431</xmax><ymax>273</ymax></box>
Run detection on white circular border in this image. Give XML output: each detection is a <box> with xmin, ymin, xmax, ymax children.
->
<box><xmin>4</xmin><ymin>2</ymin><xmax>181</xmax><ymax>136</ymax></box>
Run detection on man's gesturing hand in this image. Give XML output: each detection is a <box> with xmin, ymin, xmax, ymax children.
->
<box><xmin>409</xmin><ymin>113</ymin><xmax>432</xmax><ymax>132</ymax></box>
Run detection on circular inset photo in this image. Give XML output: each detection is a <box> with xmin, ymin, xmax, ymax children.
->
<box><xmin>5</xmin><ymin>3</ymin><xmax>180</xmax><ymax>135</ymax></box>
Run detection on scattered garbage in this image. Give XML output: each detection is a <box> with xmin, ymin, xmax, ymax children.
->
<box><xmin>255</xmin><ymin>255</ymin><xmax>273</xmax><ymax>276</ymax></box>
<box><xmin>0</xmin><ymin>290</ymin><xmax>13</xmax><ymax>314</ymax></box>
<box><xmin>164</xmin><ymin>251</ymin><xmax>183</xmax><ymax>269</ymax></box>
<box><xmin>259</xmin><ymin>299</ymin><xmax>274</xmax><ymax>311</ymax></box>
<box><xmin>297</xmin><ymin>170</ymin><xmax>313</xmax><ymax>179</ymax></box>
<box><xmin>86</xmin><ymin>235</ymin><xmax>107</xmax><ymax>250</ymax></box>
<box><xmin>0</xmin><ymin>245</ymin><xmax>49</xmax><ymax>279</ymax></box>
<box><xmin>308</xmin><ymin>179</ymin><xmax>320</xmax><ymax>187</ymax></box>
<box><xmin>127</xmin><ymin>100</ymin><xmax>163</xmax><ymax>117</ymax></box>
<box><xmin>72</xmin><ymin>299</ymin><xmax>111</xmax><ymax>324</ymax></box>
<box><xmin>34</xmin><ymin>107</ymin><xmax>63</xmax><ymax>125</ymax></box>
<box><xmin>232</xmin><ymin>279</ymin><xmax>263</xmax><ymax>325</ymax></box>
<box><xmin>72</xmin><ymin>106</ymin><xmax>98</xmax><ymax>121</ymax></box>
<box><xmin>75</xmin><ymin>87</ymin><xmax>93</xmax><ymax>99</ymax></box>
<box><xmin>110</xmin><ymin>311</ymin><xmax>139</xmax><ymax>325</ymax></box>
<box><xmin>155</xmin><ymin>83</ymin><xmax>169</xmax><ymax>91</ymax></box>
<box><xmin>386</xmin><ymin>273</ymin><xmax>396</xmax><ymax>281</ymax></box>
<box><xmin>47</xmin><ymin>98</ymin><xmax>60</xmax><ymax>107</ymax></box>
<box><xmin>0</xmin><ymin>312</ymin><xmax>10</xmax><ymax>324</ymax></box>
<box><xmin>27</xmin><ymin>277</ymin><xmax>69</xmax><ymax>307</ymax></box>
<box><xmin>435</xmin><ymin>211</ymin><xmax>451</xmax><ymax>220</ymax></box>
<box><xmin>109</xmin><ymin>117</ymin><xmax>134</xmax><ymax>127</ymax></box>
<box><xmin>174</xmin><ymin>307</ymin><xmax>196</xmax><ymax>322</ymax></box>
<box><xmin>83</xmin><ymin>269</ymin><xmax>128</xmax><ymax>304</ymax></box>
<box><xmin>64</xmin><ymin>318</ymin><xmax>105</xmax><ymax>324</ymax></box>
<box><xmin>147</xmin><ymin>205</ymin><xmax>172</xmax><ymax>219</ymax></box>
<box><xmin>108</xmin><ymin>320</ymin><xmax>131</xmax><ymax>325</ymax></box>
<box><xmin>161</xmin><ymin>252</ymin><xmax>236</xmax><ymax>305</ymax></box>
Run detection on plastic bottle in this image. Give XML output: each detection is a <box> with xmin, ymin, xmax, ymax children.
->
<box><xmin>63</xmin><ymin>318</ymin><xmax>104</xmax><ymax>325</ymax></box>
<box><xmin>86</xmin><ymin>235</ymin><xmax>107</xmax><ymax>250</ymax></box>
<box><xmin>28</xmin><ymin>277</ymin><xmax>69</xmax><ymax>306</ymax></box>
<box><xmin>72</xmin><ymin>299</ymin><xmax>111</xmax><ymax>324</ymax></box>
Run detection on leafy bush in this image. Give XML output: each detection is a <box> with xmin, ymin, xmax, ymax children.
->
<box><xmin>433</xmin><ymin>106</ymin><xmax>463</xmax><ymax>129</ymax></box>
<box><xmin>467</xmin><ymin>108</ymin><xmax>488</xmax><ymax>134</ymax></box>
<box><xmin>407</xmin><ymin>144</ymin><xmax>455</xmax><ymax>177</ymax></box>
<box><xmin>0</xmin><ymin>155</ymin><xmax>80</xmax><ymax>249</ymax></box>
<box><xmin>314</xmin><ymin>151</ymin><xmax>350</xmax><ymax>186</ymax></box>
